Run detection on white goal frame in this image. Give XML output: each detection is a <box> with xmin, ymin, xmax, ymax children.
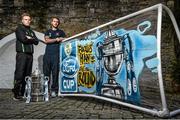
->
<box><xmin>59</xmin><ymin>4</ymin><xmax>180</xmax><ymax>117</ymax></box>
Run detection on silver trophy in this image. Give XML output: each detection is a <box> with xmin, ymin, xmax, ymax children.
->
<box><xmin>24</xmin><ymin>68</ymin><xmax>49</xmax><ymax>103</ymax></box>
<box><xmin>101</xmin><ymin>29</ymin><xmax>125</xmax><ymax>99</ymax></box>
<box><xmin>24</xmin><ymin>76</ymin><xmax>32</xmax><ymax>103</ymax></box>
<box><xmin>44</xmin><ymin>76</ymin><xmax>49</xmax><ymax>102</ymax></box>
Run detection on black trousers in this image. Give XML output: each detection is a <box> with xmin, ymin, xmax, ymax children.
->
<box><xmin>13</xmin><ymin>52</ymin><xmax>33</xmax><ymax>97</ymax></box>
<box><xmin>43</xmin><ymin>54</ymin><xmax>59</xmax><ymax>92</ymax></box>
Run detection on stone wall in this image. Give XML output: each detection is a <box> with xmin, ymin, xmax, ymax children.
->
<box><xmin>0</xmin><ymin>0</ymin><xmax>179</xmax><ymax>92</ymax></box>
<box><xmin>161</xmin><ymin>0</ymin><xmax>180</xmax><ymax>93</ymax></box>
<box><xmin>0</xmin><ymin>0</ymin><xmax>167</xmax><ymax>38</ymax></box>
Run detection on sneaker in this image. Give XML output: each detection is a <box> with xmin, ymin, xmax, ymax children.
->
<box><xmin>13</xmin><ymin>96</ymin><xmax>23</xmax><ymax>101</ymax></box>
<box><xmin>51</xmin><ymin>91</ymin><xmax>56</xmax><ymax>98</ymax></box>
<box><xmin>22</xmin><ymin>96</ymin><xmax>27</xmax><ymax>99</ymax></box>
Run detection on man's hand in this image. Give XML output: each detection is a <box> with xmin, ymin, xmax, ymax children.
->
<box><xmin>44</xmin><ymin>36</ymin><xmax>65</xmax><ymax>44</ymax></box>
<box><xmin>56</xmin><ymin>37</ymin><xmax>64</xmax><ymax>42</ymax></box>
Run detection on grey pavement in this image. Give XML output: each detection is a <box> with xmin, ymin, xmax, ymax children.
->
<box><xmin>0</xmin><ymin>89</ymin><xmax>179</xmax><ymax>119</ymax></box>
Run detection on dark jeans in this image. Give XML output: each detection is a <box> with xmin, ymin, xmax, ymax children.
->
<box><xmin>43</xmin><ymin>54</ymin><xmax>59</xmax><ymax>92</ymax></box>
<box><xmin>13</xmin><ymin>52</ymin><xmax>33</xmax><ymax>97</ymax></box>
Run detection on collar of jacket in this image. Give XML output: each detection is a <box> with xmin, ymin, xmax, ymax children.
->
<box><xmin>18</xmin><ymin>24</ymin><xmax>31</xmax><ymax>29</ymax></box>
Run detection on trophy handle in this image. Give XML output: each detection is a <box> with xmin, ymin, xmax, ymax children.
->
<box><xmin>44</xmin><ymin>76</ymin><xmax>49</xmax><ymax>102</ymax></box>
<box><xmin>24</xmin><ymin>76</ymin><xmax>32</xmax><ymax>103</ymax></box>
<box><xmin>137</xmin><ymin>21</ymin><xmax>151</xmax><ymax>34</ymax></box>
<box><xmin>95</xmin><ymin>42</ymin><xmax>105</xmax><ymax>95</ymax></box>
<box><xmin>95</xmin><ymin>42</ymin><xmax>103</xmax><ymax>81</ymax></box>
<box><xmin>95</xmin><ymin>41</ymin><xmax>103</xmax><ymax>60</ymax></box>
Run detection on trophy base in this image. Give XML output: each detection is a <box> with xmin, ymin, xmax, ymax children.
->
<box><xmin>101</xmin><ymin>83</ymin><xmax>124</xmax><ymax>100</ymax></box>
<box><xmin>31</xmin><ymin>93</ymin><xmax>44</xmax><ymax>102</ymax></box>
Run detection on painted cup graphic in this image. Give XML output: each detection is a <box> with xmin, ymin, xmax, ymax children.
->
<box><xmin>101</xmin><ymin>29</ymin><xmax>125</xmax><ymax>99</ymax></box>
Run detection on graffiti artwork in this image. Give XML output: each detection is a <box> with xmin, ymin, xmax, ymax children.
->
<box><xmin>60</xmin><ymin>22</ymin><xmax>157</xmax><ymax>104</ymax></box>
<box><xmin>58</xmin><ymin>4</ymin><xmax>180</xmax><ymax>117</ymax></box>
<box><xmin>60</xmin><ymin>41</ymin><xmax>79</xmax><ymax>92</ymax></box>
<box><xmin>60</xmin><ymin>11</ymin><xmax>158</xmax><ymax>105</ymax></box>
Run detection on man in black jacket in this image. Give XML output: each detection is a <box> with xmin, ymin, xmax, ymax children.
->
<box><xmin>12</xmin><ymin>13</ymin><xmax>39</xmax><ymax>100</ymax></box>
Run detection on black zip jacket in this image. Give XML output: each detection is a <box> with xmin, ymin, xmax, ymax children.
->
<box><xmin>15</xmin><ymin>24</ymin><xmax>39</xmax><ymax>54</ymax></box>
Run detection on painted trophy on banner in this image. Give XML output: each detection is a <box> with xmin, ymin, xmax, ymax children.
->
<box><xmin>95</xmin><ymin>21</ymin><xmax>156</xmax><ymax>103</ymax></box>
<box><xmin>96</xmin><ymin>28</ymin><xmax>139</xmax><ymax>102</ymax></box>
<box><xmin>99</xmin><ymin>29</ymin><xmax>125</xmax><ymax>99</ymax></box>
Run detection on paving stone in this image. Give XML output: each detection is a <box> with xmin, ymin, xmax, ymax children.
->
<box><xmin>0</xmin><ymin>89</ymin><xmax>180</xmax><ymax>119</ymax></box>
<box><xmin>133</xmin><ymin>115</ymin><xmax>144</xmax><ymax>119</ymax></box>
<box><xmin>111</xmin><ymin>113</ymin><xmax>123</xmax><ymax>119</ymax></box>
<box><xmin>94</xmin><ymin>104</ymin><xmax>103</xmax><ymax>110</ymax></box>
<box><xmin>75</xmin><ymin>113</ymin><xmax>90</xmax><ymax>119</ymax></box>
<box><xmin>88</xmin><ymin>114</ymin><xmax>99</xmax><ymax>119</ymax></box>
<box><xmin>122</xmin><ymin>112</ymin><xmax>134</xmax><ymax>119</ymax></box>
<box><xmin>99</xmin><ymin>113</ymin><xmax>112</xmax><ymax>119</ymax></box>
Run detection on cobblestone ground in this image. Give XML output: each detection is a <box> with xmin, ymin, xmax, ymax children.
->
<box><xmin>0</xmin><ymin>89</ymin><xmax>179</xmax><ymax>119</ymax></box>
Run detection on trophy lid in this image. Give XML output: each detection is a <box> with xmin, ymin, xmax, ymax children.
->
<box><xmin>104</xmin><ymin>29</ymin><xmax>120</xmax><ymax>45</ymax></box>
<box><xmin>32</xmin><ymin>68</ymin><xmax>41</xmax><ymax>76</ymax></box>
<box><xmin>106</xmin><ymin>29</ymin><xmax>115</xmax><ymax>38</ymax></box>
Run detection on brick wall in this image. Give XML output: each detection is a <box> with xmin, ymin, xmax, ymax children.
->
<box><xmin>0</xmin><ymin>0</ymin><xmax>167</xmax><ymax>38</ymax></box>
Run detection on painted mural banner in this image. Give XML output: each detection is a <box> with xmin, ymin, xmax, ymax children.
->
<box><xmin>60</xmin><ymin>10</ymin><xmax>158</xmax><ymax>104</ymax></box>
<box><xmin>59</xmin><ymin>4</ymin><xmax>180</xmax><ymax>117</ymax></box>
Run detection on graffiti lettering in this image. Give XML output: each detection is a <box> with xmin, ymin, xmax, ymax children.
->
<box><xmin>78</xmin><ymin>43</ymin><xmax>92</xmax><ymax>53</ymax></box>
<box><xmin>77</xmin><ymin>43</ymin><xmax>96</xmax><ymax>88</ymax></box>
<box><xmin>79</xmin><ymin>53</ymin><xmax>95</xmax><ymax>65</ymax></box>
<box><xmin>78</xmin><ymin>43</ymin><xmax>95</xmax><ymax>65</ymax></box>
<box><xmin>78</xmin><ymin>68</ymin><xmax>96</xmax><ymax>88</ymax></box>
<box><xmin>62</xmin><ymin>59</ymin><xmax>76</xmax><ymax>73</ymax></box>
<box><xmin>63</xmin><ymin>79</ymin><xmax>75</xmax><ymax>89</ymax></box>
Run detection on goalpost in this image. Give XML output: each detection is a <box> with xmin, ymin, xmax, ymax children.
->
<box><xmin>58</xmin><ymin>4</ymin><xmax>180</xmax><ymax>117</ymax></box>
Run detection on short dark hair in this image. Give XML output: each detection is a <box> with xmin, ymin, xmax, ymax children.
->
<box><xmin>21</xmin><ymin>13</ymin><xmax>31</xmax><ymax>20</ymax></box>
<box><xmin>51</xmin><ymin>17</ymin><xmax>60</xmax><ymax>24</ymax></box>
